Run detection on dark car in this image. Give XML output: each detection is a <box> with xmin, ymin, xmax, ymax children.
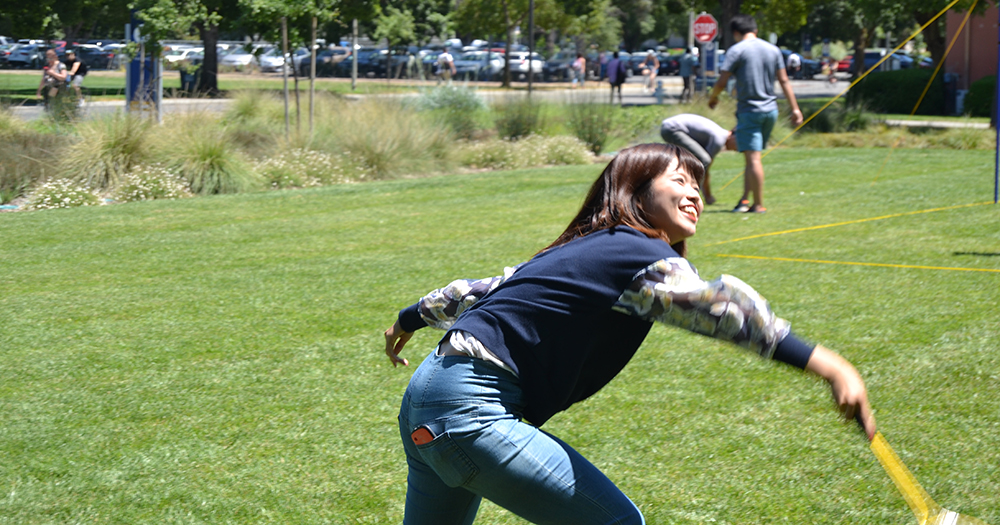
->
<box><xmin>332</xmin><ymin>48</ymin><xmax>387</xmax><ymax>78</ymax></box>
<box><xmin>851</xmin><ymin>51</ymin><xmax>914</xmax><ymax>72</ymax></box>
<box><xmin>301</xmin><ymin>47</ymin><xmax>351</xmax><ymax>77</ymax></box>
<box><xmin>628</xmin><ymin>53</ymin><xmax>659</xmax><ymax>76</ymax></box>
<box><xmin>657</xmin><ymin>53</ymin><xmax>681</xmax><ymax>76</ymax></box>
<box><xmin>543</xmin><ymin>51</ymin><xmax>576</xmax><ymax>82</ymax></box>
<box><xmin>73</xmin><ymin>45</ymin><xmax>115</xmax><ymax>70</ymax></box>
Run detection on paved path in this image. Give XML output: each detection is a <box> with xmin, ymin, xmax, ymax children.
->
<box><xmin>9</xmin><ymin>75</ymin><xmax>988</xmax><ymax>130</ymax></box>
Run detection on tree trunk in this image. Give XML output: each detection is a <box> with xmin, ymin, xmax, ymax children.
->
<box><xmin>719</xmin><ymin>0</ymin><xmax>743</xmax><ymax>50</ymax></box>
<box><xmin>914</xmin><ymin>12</ymin><xmax>945</xmax><ymax>71</ymax></box>
<box><xmin>852</xmin><ymin>26</ymin><xmax>871</xmax><ymax>80</ymax></box>
<box><xmin>197</xmin><ymin>22</ymin><xmax>220</xmax><ymax>96</ymax></box>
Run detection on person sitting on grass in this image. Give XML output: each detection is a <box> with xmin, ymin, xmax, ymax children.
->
<box><xmin>384</xmin><ymin>143</ymin><xmax>876</xmax><ymax>525</ymax></box>
<box><xmin>660</xmin><ymin>113</ymin><xmax>737</xmax><ymax>205</ymax></box>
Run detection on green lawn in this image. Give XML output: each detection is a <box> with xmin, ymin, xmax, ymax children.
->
<box><xmin>1</xmin><ymin>148</ymin><xmax>998</xmax><ymax>524</ymax></box>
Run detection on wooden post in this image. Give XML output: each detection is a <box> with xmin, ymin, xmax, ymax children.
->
<box><xmin>281</xmin><ymin>16</ymin><xmax>290</xmax><ymax>139</ymax></box>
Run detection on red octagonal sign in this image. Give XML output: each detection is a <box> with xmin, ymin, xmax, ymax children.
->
<box><xmin>693</xmin><ymin>13</ymin><xmax>718</xmax><ymax>43</ymax></box>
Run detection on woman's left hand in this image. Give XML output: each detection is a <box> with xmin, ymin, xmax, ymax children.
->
<box><xmin>384</xmin><ymin>320</ymin><xmax>413</xmax><ymax>368</ymax></box>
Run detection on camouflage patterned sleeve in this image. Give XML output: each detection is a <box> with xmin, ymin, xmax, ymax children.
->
<box><xmin>416</xmin><ymin>266</ymin><xmax>520</xmax><ymax>330</ymax></box>
<box><xmin>613</xmin><ymin>258</ymin><xmax>792</xmax><ymax>359</ymax></box>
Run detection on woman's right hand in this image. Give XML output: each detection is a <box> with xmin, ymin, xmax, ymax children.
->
<box><xmin>805</xmin><ymin>345</ymin><xmax>876</xmax><ymax>440</ymax></box>
<box><xmin>384</xmin><ymin>320</ymin><xmax>413</xmax><ymax>368</ymax></box>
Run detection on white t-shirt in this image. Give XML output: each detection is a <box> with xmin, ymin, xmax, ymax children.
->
<box><xmin>438</xmin><ymin>52</ymin><xmax>454</xmax><ymax>68</ymax></box>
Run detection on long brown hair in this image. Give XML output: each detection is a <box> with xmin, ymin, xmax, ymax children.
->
<box><xmin>543</xmin><ymin>143</ymin><xmax>704</xmax><ymax>257</ymax></box>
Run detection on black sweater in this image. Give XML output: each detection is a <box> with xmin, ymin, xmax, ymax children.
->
<box><xmin>399</xmin><ymin>226</ymin><xmax>814</xmax><ymax>426</ymax></box>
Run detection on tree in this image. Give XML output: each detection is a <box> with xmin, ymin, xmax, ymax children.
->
<box><xmin>454</xmin><ymin>0</ymin><xmax>531</xmax><ymax>86</ymax></box>
<box><xmin>373</xmin><ymin>6</ymin><xmax>416</xmax><ymax>78</ymax></box>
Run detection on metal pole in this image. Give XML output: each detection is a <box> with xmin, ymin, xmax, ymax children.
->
<box><xmin>156</xmin><ymin>58</ymin><xmax>162</xmax><ymax>124</ymax></box>
<box><xmin>352</xmin><ymin>19</ymin><xmax>358</xmax><ymax>91</ymax></box>
<box><xmin>688</xmin><ymin>12</ymin><xmax>694</xmax><ymax>51</ymax></box>
<box><xmin>138</xmin><ymin>41</ymin><xmax>145</xmax><ymax>117</ymax></box>
<box><xmin>282</xmin><ymin>17</ymin><xmax>290</xmax><ymax>139</ymax></box>
<box><xmin>527</xmin><ymin>0</ymin><xmax>534</xmax><ymax>97</ymax></box>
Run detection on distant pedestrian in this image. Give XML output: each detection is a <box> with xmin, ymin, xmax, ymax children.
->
<box><xmin>708</xmin><ymin>14</ymin><xmax>803</xmax><ymax>214</ymax></box>
<box><xmin>679</xmin><ymin>47</ymin><xmax>698</xmax><ymax>103</ymax></box>
<box><xmin>36</xmin><ymin>49</ymin><xmax>67</xmax><ymax>111</ymax></box>
<box><xmin>571</xmin><ymin>53</ymin><xmax>586</xmax><ymax>88</ymax></box>
<box><xmin>660</xmin><ymin>113</ymin><xmax>736</xmax><ymax>205</ymax></box>
<box><xmin>640</xmin><ymin>50</ymin><xmax>659</xmax><ymax>94</ymax></box>
<box><xmin>63</xmin><ymin>49</ymin><xmax>88</xmax><ymax>107</ymax></box>
<box><xmin>438</xmin><ymin>49</ymin><xmax>456</xmax><ymax>85</ymax></box>
<box><xmin>598</xmin><ymin>51</ymin><xmax>608</xmax><ymax>80</ymax></box>
<box><xmin>786</xmin><ymin>51</ymin><xmax>801</xmax><ymax>79</ymax></box>
<box><xmin>606</xmin><ymin>51</ymin><xmax>626</xmax><ymax>105</ymax></box>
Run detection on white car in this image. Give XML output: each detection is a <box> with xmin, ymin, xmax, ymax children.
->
<box><xmin>164</xmin><ymin>47</ymin><xmax>203</xmax><ymax>64</ymax></box>
<box><xmin>258</xmin><ymin>47</ymin><xmax>287</xmax><ymax>72</ymax></box>
<box><xmin>220</xmin><ymin>46</ymin><xmax>265</xmax><ymax>69</ymax></box>
<box><xmin>506</xmin><ymin>51</ymin><xmax>544</xmax><ymax>76</ymax></box>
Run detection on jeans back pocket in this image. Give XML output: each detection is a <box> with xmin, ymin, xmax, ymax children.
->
<box><xmin>416</xmin><ymin>432</ymin><xmax>479</xmax><ymax>488</ymax></box>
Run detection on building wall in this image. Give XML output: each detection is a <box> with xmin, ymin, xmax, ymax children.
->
<box><xmin>945</xmin><ymin>6</ymin><xmax>998</xmax><ymax>91</ymax></box>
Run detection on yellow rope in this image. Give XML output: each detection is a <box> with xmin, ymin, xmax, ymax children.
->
<box><xmin>716</xmin><ymin>0</ymin><xmax>964</xmax><ymax>192</ymax></box>
<box><xmin>701</xmin><ymin>201</ymin><xmax>992</xmax><ymax>247</ymax></box>
<box><xmin>872</xmin><ymin>0</ymin><xmax>979</xmax><ymax>186</ymax></box>
<box><xmin>713</xmin><ymin>254</ymin><xmax>1000</xmax><ymax>273</ymax></box>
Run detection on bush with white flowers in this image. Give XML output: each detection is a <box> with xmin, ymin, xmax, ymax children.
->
<box><xmin>255</xmin><ymin>149</ymin><xmax>368</xmax><ymax>190</ymax></box>
<box><xmin>25</xmin><ymin>179</ymin><xmax>102</xmax><ymax>210</ymax></box>
<box><xmin>111</xmin><ymin>164</ymin><xmax>193</xmax><ymax>202</ymax></box>
<box><xmin>460</xmin><ymin>135</ymin><xmax>593</xmax><ymax>171</ymax></box>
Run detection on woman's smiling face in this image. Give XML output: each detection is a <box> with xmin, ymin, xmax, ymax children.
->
<box><xmin>640</xmin><ymin>158</ymin><xmax>703</xmax><ymax>244</ymax></box>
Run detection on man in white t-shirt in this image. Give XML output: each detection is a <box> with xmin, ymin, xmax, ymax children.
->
<box><xmin>437</xmin><ymin>49</ymin><xmax>456</xmax><ymax>85</ymax></box>
<box><xmin>787</xmin><ymin>52</ymin><xmax>802</xmax><ymax>79</ymax></box>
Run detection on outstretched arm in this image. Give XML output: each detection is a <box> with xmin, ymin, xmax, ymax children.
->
<box><xmin>615</xmin><ymin>257</ymin><xmax>875</xmax><ymax>435</ymax></box>
<box><xmin>384</xmin><ymin>266</ymin><xmax>519</xmax><ymax>367</ymax></box>
<box><xmin>707</xmin><ymin>71</ymin><xmax>732</xmax><ymax>109</ymax></box>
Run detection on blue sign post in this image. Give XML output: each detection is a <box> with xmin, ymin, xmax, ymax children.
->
<box><xmin>125</xmin><ymin>9</ymin><xmax>161</xmax><ymax>119</ymax></box>
<box><xmin>995</xmin><ymin>5</ymin><xmax>999</xmax><ymax>203</ymax></box>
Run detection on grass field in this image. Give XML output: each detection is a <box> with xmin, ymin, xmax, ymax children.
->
<box><xmin>1</xmin><ymin>147</ymin><xmax>998</xmax><ymax>524</ymax></box>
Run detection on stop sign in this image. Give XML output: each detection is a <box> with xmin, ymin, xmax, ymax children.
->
<box><xmin>693</xmin><ymin>13</ymin><xmax>719</xmax><ymax>43</ymax></box>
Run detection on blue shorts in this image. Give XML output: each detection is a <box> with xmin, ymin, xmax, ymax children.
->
<box><xmin>735</xmin><ymin>110</ymin><xmax>778</xmax><ymax>152</ymax></box>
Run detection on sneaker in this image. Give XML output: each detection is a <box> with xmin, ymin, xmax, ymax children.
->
<box><xmin>748</xmin><ymin>204</ymin><xmax>767</xmax><ymax>214</ymax></box>
<box><xmin>732</xmin><ymin>199</ymin><xmax>750</xmax><ymax>213</ymax></box>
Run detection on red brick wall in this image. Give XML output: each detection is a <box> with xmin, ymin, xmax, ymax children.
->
<box><xmin>945</xmin><ymin>6</ymin><xmax>998</xmax><ymax>91</ymax></box>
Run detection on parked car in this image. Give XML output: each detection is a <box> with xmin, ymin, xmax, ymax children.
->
<box><xmin>72</xmin><ymin>44</ymin><xmax>116</xmax><ymax>70</ymax></box>
<box><xmin>300</xmin><ymin>47</ymin><xmax>351</xmax><ymax>77</ymax></box>
<box><xmin>164</xmin><ymin>47</ymin><xmax>203</xmax><ymax>65</ymax></box>
<box><xmin>543</xmin><ymin>51</ymin><xmax>575</xmax><ymax>81</ymax></box>
<box><xmin>851</xmin><ymin>50</ymin><xmax>913</xmax><ymax>72</ymax></box>
<box><xmin>333</xmin><ymin>48</ymin><xmax>385</xmax><ymax>78</ymax></box>
<box><xmin>7</xmin><ymin>43</ymin><xmax>48</xmax><ymax>68</ymax></box>
<box><xmin>453</xmin><ymin>50</ymin><xmax>505</xmax><ymax>80</ymax></box>
<box><xmin>258</xmin><ymin>47</ymin><xmax>289</xmax><ymax>73</ymax></box>
<box><xmin>220</xmin><ymin>46</ymin><xmax>264</xmax><ymax>70</ymax></box>
<box><xmin>506</xmin><ymin>51</ymin><xmax>544</xmax><ymax>79</ymax></box>
<box><xmin>0</xmin><ymin>44</ymin><xmax>18</xmax><ymax>68</ymax></box>
<box><xmin>658</xmin><ymin>53</ymin><xmax>681</xmax><ymax>76</ymax></box>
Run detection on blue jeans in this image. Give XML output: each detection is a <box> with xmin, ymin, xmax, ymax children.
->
<box><xmin>398</xmin><ymin>350</ymin><xmax>644</xmax><ymax>525</ymax></box>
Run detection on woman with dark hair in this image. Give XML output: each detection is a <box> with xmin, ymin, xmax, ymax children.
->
<box><xmin>384</xmin><ymin>143</ymin><xmax>875</xmax><ymax>525</ymax></box>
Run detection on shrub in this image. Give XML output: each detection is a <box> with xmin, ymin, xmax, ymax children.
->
<box><xmin>846</xmin><ymin>69</ymin><xmax>944</xmax><ymax>115</ymax></box>
<box><xmin>414</xmin><ymin>86</ymin><xmax>486</xmax><ymax>139</ymax></box>
<box><xmin>158</xmin><ymin>115</ymin><xmax>261</xmax><ymax>195</ymax></box>
<box><xmin>566</xmin><ymin>101</ymin><xmax>616</xmax><ymax>155</ymax></box>
<box><xmin>0</xmin><ymin>109</ymin><xmax>72</xmax><ymax>203</ymax></box>
<box><xmin>62</xmin><ymin>113</ymin><xmax>152</xmax><ymax>190</ymax></box>
<box><xmin>493</xmin><ymin>98</ymin><xmax>543</xmax><ymax>140</ymax></box>
<box><xmin>25</xmin><ymin>179</ymin><xmax>101</xmax><ymax>210</ymax></box>
<box><xmin>111</xmin><ymin>164</ymin><xmax>193</xmax><ymax>202</ymax></box>
<box><xmin>256</xmin><ymin>148</ymin><xmax>368</xmax><ymax>189</ymax></box>
<box><xmin>963</xmin><ymin>75</ymin><xmax>994</xmax><ymax>118</ymax></box>
<box><xmin>320</xmin><ymin>99</ymin><xmax>452</xmax><ymax>179</ymax></box>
